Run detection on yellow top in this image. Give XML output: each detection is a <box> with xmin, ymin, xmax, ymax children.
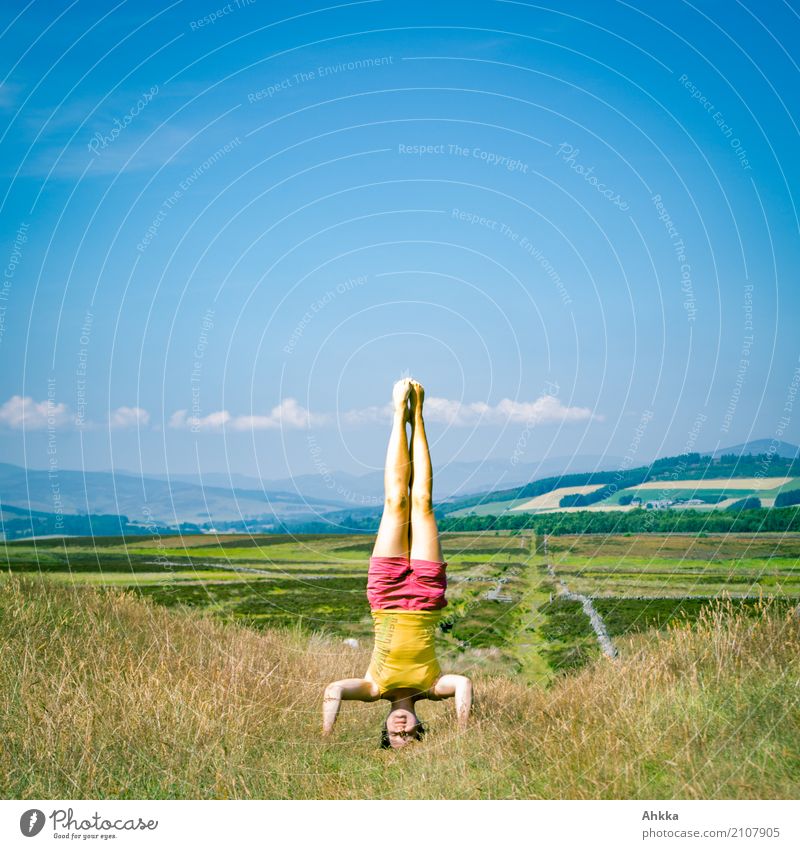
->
<box><xmin>366</xmin><ymin>609</ymin><xmax>442</xmax><ymax>695</ymax></box>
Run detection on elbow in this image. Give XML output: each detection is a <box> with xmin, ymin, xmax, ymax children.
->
<box><xmin>324</xmin><ymin>682</ymin><xmax>342</xmax><ymax>700</ymax></box>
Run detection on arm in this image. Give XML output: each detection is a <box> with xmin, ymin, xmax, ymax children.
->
<box><xmin>430</xmin><ymin>674</ymin><xmax>473</xmax><ymax>729</ymax></box>
<box><xmin>322</xmin><ymin>678</ymin><xmax>380</xmax><ymax>736</ymax></box>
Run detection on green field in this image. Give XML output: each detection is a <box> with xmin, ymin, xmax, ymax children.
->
<box><xmin>448</xmin><ymin>476</ymin><xmax>800</xmax><ymax>516</ymax></box>
<box><xmin>3</xmin><ymin>530</ymin><xmax>800</xmax><ymax>799</ymax></box>
<box><xmin>3</xmin><ymin>530</ymin><xmax>800</xmax><ymax>682</ymax></box>
<box><xmin>2</xmin><ymin>567</ymin><xmax>798</xmax><ymax>799</ymax></box>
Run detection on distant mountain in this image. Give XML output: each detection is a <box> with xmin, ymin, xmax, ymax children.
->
<box><xmin>0</xmin><ymin>501</ymin><xmax>175</xmax><ymax>541</ymax></box>
<box><xmin>4</xmin><ymin>439</ymin><xmax>796</xmax><ymax>540</ymax></box>
<box><xmin>703</xmin><ymin>439</ymin><xmax>799</xmax><ymax>459</ymax></box>
<box><xmin>145</xmin><ymin>468</ymin><xmax>385</xmax><ymax>506</ymax></box>
<box><xmin>130</xmin><ymin>470</ymin><xmax>282</xmax><ymax>492</ymax></box>
<box><xmin>135</xmin><ymin>453</ymin><xmax>626</xmax><ymax>505</ymax></box>
<box><xmin>424</xmin><ymin>454</ymin><xmax>627</xmax><ymax>501</ymax></box>
<box><xmin>0</xmin><ymin>463</ymin><xmax>347</xmax><ymax>526</ymax></box>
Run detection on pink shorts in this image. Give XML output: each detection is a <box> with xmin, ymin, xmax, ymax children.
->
<box><xmin>367</xmin><ymin>555</ymin><xmax>448</xmax><ymax>611</ymax></box>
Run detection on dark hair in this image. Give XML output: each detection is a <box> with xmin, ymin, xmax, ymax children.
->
<box><xmin>380</xmin><ymin>719</ymin><xmax>427</xmax><ymax>749</ymax></box>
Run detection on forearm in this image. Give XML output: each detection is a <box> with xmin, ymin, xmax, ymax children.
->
<box><xmin>454</xmin><ymin>679</ymin><xmax>473</xmax><ymax>728</ymax></box>
<box><xmin>432</xmin><ymin>674</ymin><xmax>473</xmax><ymax>728</ymax></box>
<box><xmin>322</xmin><ymin>685</ymin><xmax>342</xmax><ymax>736</ymax></box>
<box><xmin>321</xmin><ymin>679</ymin><xmax>378</xmax><ymax>735</ymax></box>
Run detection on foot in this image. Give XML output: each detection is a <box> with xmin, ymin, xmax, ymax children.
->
<box><xmin>392</xmin><ymin>378</ymin><xmax>412</xmax><ymax>417</ymax></box>
<box><xmin>409</xmin><ymin>380</ymin><xmax>425</xmax><ymax>417</ymax></box>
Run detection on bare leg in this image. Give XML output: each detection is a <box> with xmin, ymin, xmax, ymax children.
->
<box><xmin>409</xmin><ymin>380</ymin><xmax>444</xmax><ymax>562</ymax></box>
<box><xmin>371</xmin><ymin>378</ymin><xmax>413</xmax><ymax>558</ymax></box>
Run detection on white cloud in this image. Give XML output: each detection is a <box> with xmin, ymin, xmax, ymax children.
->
<box><xmin>109</xmin><ymin>406</ymin><xmax>150</xmax><ymax>428</ymax></box>
<box><xmin>169</xmin><ymin>398</ymin><xmax>324</xmax><ymax>432</ymax></box>
<box><xmin>169</xmin><ymin>409</ymin><xmax>230</xmax><ymax>431</ymax></box>
<box><xmin>169</xmin><ymin>395</ymin><xmax>597</xmax><ymax>431</ymax></box>
<box><xmin>344</xmin><ymin>394</ymin><xmax>597</xmax><ymax>427</ymax></box>
<box><xmin>342</xmin><ymin>401</ymin><xmax>393</xmax><ymax>425</ymax></box>
<box><xmin>422</xmin><ymin>394</ymin><xmax>597</xmax><ymax>426</ymax></box>
<box><xmin>168</xmin><ymin>410</ymin><xmax>189</xmax><ymax>429</ymax></box>
<box><xmin>0</xmin><ymin>395</ymin><xmax>69</xmax><ymax>429</ymax></box>
<box><xmin>233</xmin><ymin>397</ymin><xmax>326</xmax><ymax>430</ymax></box>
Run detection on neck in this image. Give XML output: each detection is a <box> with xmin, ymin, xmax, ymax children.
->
<box><xmin>390</xmin><ymin>693</ymin><xmax>416</xmax><ymax>712</ymax></box>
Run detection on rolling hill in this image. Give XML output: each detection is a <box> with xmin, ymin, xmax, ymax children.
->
<box><xmin>134</xmin><ymin>451</ymin><xmax>625</xmax><ymax>504</ymax></box>
<box><xmin>0</xmin><ymin>463</ymin><xmax>347</xmax><ymax>528</ymax></box>
<box><xmin>2</xmin><ymin>439</ymin><xmax>798</xmax><ymax>540</ymax></box>
<box><xmin>442</xmin><ymin>447</ymin><xmax>800</xmax><ymax>520</ymax></box>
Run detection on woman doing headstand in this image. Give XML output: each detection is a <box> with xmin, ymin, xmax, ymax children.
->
<box><xmin>322</xmin><ymin>378</ymin><xmax>473</xmax><ymax>748</ymax></box>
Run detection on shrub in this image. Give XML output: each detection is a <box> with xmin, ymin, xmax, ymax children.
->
<box><xmin>775</xmin><ymin>489</ymin><xmax>800</xmax><ymax>508</ymax></box>
<box><xmin>727</xmin><ymin>496</ymin><xmax>761</xmax><ymax>511</ymax></box>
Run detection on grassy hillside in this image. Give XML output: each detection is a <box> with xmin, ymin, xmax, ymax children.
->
<box><xmin>442</xmin><ymin>452</ymin><xmax>800</xmax><ymax>519</ymax></box>
<box><xmin>4</xmin><ymin>531</ymin><xmax>799</xmax><ymax>683</ymax></box>
<box><xmin>2</xmin><ymin>576</ymin><xmax>799</xmax><ymax>799</ymax></box>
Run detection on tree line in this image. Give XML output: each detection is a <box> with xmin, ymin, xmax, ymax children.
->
<box><xmin>438</xmin><ymin>506</ymin><xmax>800</xmax><ymax>535</ymax></box>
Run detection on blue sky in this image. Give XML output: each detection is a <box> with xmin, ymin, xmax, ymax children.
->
<box><xmin>0</xmin><ymin>0</ymin><xmax>798</xmax><ymax>481</ymax></box>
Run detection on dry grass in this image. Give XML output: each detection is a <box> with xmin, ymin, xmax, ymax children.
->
<box><xmin>633</xmin><ymin>477</ymin><xmax>791</xmax><ymax>491</ymax></box>
<box><xmin>2</xmin><ymin>576</ymin><xmax>799</xmax><ymax>799</ymax></box>
<box><xmin>511</xmin><ymin>485</ymin><xmax>606</xmax><ymax>512</ymax></box>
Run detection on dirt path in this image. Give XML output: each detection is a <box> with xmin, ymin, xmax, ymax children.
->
<box><xmin>485</xmin><ymin>575</ymin><xmax>514</xmax><ymax>602</ymax></box>
<box><xmin>545</xmin><ymin>561</ymin><xmax>619</xmax><ymax>659</ymax></box>
<box><xmin>503</xmin><ymin>534</ymin><xmax>556</xmax><ymax>682</ymax></box>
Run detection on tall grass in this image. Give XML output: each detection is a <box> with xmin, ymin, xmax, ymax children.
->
<box><xmin>1</xmin><ymin>576</ymin><xmax>798</xmax><ymax>799</ymax></box>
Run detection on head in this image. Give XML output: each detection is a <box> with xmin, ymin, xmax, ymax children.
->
<box><xmin>380</xmin><ymin>706</ymin><xmax>426</xmax><ymax>749</ymax></box>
